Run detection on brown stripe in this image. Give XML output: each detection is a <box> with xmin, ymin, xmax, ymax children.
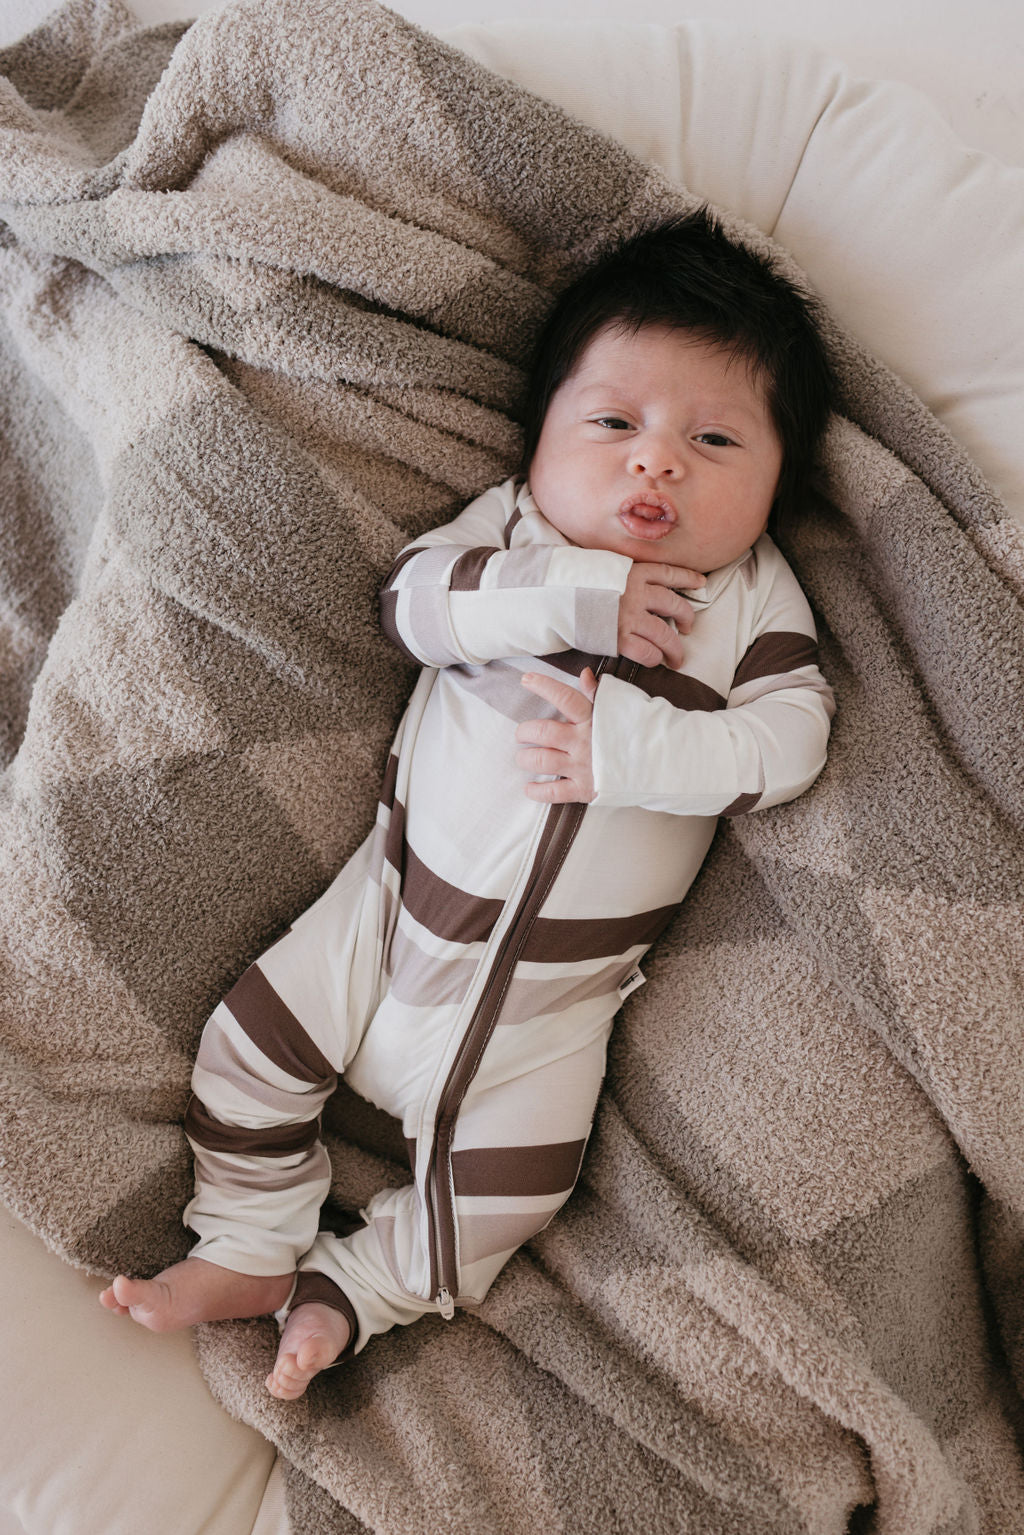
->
<box><xmin>379</xmin><ymin>546</ymin><xmax>430</xmax><ymax>659</ymax></box>
<box><xmin>521</xmin><ymin>903</ymin><xmax>678</xmax><ymax>964</ymax></box>
<box><xmin>536</xmin><ymin>648</ymin><xmax>604</xmax><ymax>678</ymax></box>
<box><xmin>383</xmin><ymin>793</ymin><xmax>406</xmax><ymax>879</ymax></box>
<box><xmin>291</xmin><ymin>1271</ymin><xmax>359</xmax><ymax>1359</ymax></box>
<box><xmin>721</xmin><ymin>791</ymin><xmax>762</xmax><ymax>817</ymax></box>
<box><xmin>733</xmin><ymin>631</ymin><xmax>817</xmax><ymax>688</ymax></box>
<box><xmin>504</xmin><ymin>507</ymin><xmax>523</xmax><ymax>547</ymax></box>
<box><xmin>379</xmin><ymin>589</ymin><xmax>418</xmax><ymax>660</ymax></box>
<box><xmin>400</xmin><ymin>840</ymin><xmax>503</xmax><ymax>945</ymax></box>
<box><xmin>379</xmin><ymin>751</ymin><xmax>400</xmax><ymax>812</ymax></box>
<box><xmin>223</xmin><ymin>964</ymin><xmax>334</xmax><ymax>1084</ymax></box>
<box><xmin>185</xmin><ymin>1095</ymin><xmax>320</xmax><ymax>1157</ymax></box>
<box><xmin>449</xmin><ymin>547</ymin><xmax>495</xmax><ymax>591</ymax></box>
<box><xmin>452</xmin><ymin>1139</ymin><xmax>587</xmax><ymax>1197</ymax></box>
<box><xmin>632</xmin><ymin>668</ymin><xmax>725</xmax><ymax>711</ymax></box>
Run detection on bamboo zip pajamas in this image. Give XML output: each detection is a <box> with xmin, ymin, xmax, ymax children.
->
<box><xmin>184</xmin><ymin>478</ymin><xmax>835</xmax><ymax>1354</ymax></box>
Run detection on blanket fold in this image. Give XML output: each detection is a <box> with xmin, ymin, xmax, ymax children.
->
<box><xmin>2</xmin><ymin>2</ymin><xmax>1023</xmax><ymax>1531</ymax></box>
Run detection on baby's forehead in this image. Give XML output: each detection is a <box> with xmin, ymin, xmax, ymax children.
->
<box><xmin>564</xmin><ymin>321</ymin><xmax>770</xmax><ymax>405</ymax></box>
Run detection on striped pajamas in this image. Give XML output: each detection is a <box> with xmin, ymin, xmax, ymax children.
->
<box><xmin>184</xmin><ymin>478</ymin><xmax>835</xmax><ymax>1354</ymax></box>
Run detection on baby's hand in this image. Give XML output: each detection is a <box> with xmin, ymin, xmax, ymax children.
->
<box><xmin>516</xmin><ymin>668</ymin><xmax>598</xmax><ymax>803</ymax></box>
<box><xmin>618</xmin><ymin>562</ymin><xmax>703</xmax><ymax>669</ymax></box>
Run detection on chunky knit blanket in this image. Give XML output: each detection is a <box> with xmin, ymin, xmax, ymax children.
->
<box><xmin>2</xmin><ymin>1</ymin><xmax>1023</xmax><ymax>1530</ymax></box>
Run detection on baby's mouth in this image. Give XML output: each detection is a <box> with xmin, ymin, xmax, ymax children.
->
<box><xmin>618</xmin><ymin>493</ymin><xmax>678</xmax><ymax>541</ymax></box>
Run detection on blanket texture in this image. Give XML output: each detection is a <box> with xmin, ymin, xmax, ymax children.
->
<box><xmin>2</xmin><ymin>2</ymin><xmax>1024</xmax><ymax>1531</ymax></box>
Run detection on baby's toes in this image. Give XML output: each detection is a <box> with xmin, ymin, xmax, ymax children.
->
<box><xmin>98</xmin><ymin>1284</ymin><xmax>129</xmax><ymax>1315</ymax></box>
<box><xmin>266</xmin><ymin>1354</ymin><xmax>308</xmax><ymax>1399</ymax></box>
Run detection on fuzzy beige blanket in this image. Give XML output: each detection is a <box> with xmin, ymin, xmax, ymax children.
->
<box><xmin>2</xmin><ymin>1</ymin><xmax>1023</xmax><ymax>1530</ymax></box>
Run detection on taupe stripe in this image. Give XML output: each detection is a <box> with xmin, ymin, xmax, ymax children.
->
<box><xmin>495</xmin><ymin>957</ymin><xmax>627</xmax><ymax>1026</ymax></box>
<box><xmin>494</xmin><ymin>547</ymin><xmax>553</xmax><ymax>589</ymax></box>
<box><xmin>452</xmin><ymin>1139</ymin><xmax>586</xmax><ymax>1197</ymax></box>
<box><xmin>407</xmin><ymin>584</ymin><xmax>458</xmax><ymax>663</ymax></box>
<box><xmin>379</xmin><ymin>546</ymin><xmax>429</xmax><ymax>659</ymax></box>
<box><xmin>721</xmin><ymin>791</ymin><xmax>763</xmax><ymax>817</ymax></box>
<box><xmin>404</xmin><ymin>543</ymin><xmax>470</xmax><ymax>585</ymax></box>
<box><xmin>204</xmin><ymin>1156</ymin><xmax>318</xmax><ymax>1194</ymax></box>
<box><xmin>733</xmin><ymin>630</ymin><xmax>817</xmax><ymax>687</ymax></box>
<box><xmin>633</xmin><ymin>667</ymin><xmax>725</xmax><ymax>712</ymax></box>
<box><xmin>380</xmin><ymin>544</ymin><xmax>425</xmax><ymax>593</ymax></box>
<box><xmin>196</xmin><ymin>1014</ymin><xmax>329</xmax><ymax>1115</ymax></box>
<box><xmin>185</xmin><ymin>1095</ymin><xmax>320</xmax><ymax>1157</ymax></box>
<box><xmin>573</xmin><ymin>586</ymin><xmax>620</xmax><ymax>656</ymax></box>
<box><xmin>446</xmin><ymin>658</ymin><xmax>545</xmax><ymax>724</ymax></box>
<box><xmin>223</xmin><ymin>963</ymin><xmax>334</xmax><ymax>1084</ymax></box>
<box><xmin>386</xmin><ymin>921</ymin><xmax>481</xmax><ymax>1007</ymax></box>
<box><xmin>521</xmin><ymin>903</ymin><xmax>678</xmax><ymax>963</ymax></box>
<box><xmin>457</xmin><ymin>1208</ymin><xmax>566</xmax><ymax>1267</ymax></box>
<box><xmin>450</xmin><ymin>547</ymin><xmax>495</xmax><ymax>591</ymax></box>
<box><xmin>379</xmin><ymin>589</ymin><xmax>416</xmax><ymax>660</ymax></box>
<box><xmin>400</xmin><ymin>839</ymin><xmax>503</xmax><ymax>945</ymax></box>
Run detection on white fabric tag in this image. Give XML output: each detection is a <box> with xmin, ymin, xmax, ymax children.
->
<box><xmin>618</xmin><ymin>966</ymin><xmax>646</xmax><ymax>1001</ymax></box>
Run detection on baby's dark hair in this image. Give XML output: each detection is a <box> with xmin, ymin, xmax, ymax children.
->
<box><xmin>522</xmin><ymin>207</ymin><xmax>837</xmax><ymax>525</ymax></box>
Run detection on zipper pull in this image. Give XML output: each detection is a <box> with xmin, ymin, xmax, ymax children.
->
<box><xmin>436</xmin><ymin>1287</ymin><xmax>455</xmax><ymax>1320</ymax></box>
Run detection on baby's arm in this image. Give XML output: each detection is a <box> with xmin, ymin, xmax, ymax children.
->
<box><xmin>380</xmin><ymin>481</ymin><xmax>700</xmax><ymax>668</ymax></box>
<box><xmin>587</xmin><ymin>549</ymin><xmax>836</xmax><ymax>818</ymax></box>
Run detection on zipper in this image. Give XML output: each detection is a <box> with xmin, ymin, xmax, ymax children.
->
<box><xmin>425</xmin><ymin>655</ymin><xmax>632</xmax><ymax>1316</ymax></box>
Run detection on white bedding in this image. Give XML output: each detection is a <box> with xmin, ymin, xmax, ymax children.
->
<box><xmin>1</xmin><ymin>4</ymin><xmax>1022</xmax><ymax>1533</ymax></box>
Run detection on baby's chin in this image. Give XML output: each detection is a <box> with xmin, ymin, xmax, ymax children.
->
<box><xmin>581</xmin><ymin>526</ymin><xmax>709</xmax><ymax>573</ymax></box>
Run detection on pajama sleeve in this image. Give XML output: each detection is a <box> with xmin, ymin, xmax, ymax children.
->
<box><xmin>590</xmin><ymin>545</ymin><xmax>836</xmax><ymax>817</ymax></box>
<box><xmin>380</xmin><ymin>481</ymin><xmax>632</xmax><ymax>666</ymax></box>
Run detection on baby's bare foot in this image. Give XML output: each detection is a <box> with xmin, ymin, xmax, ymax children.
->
<box><xmin>98</xmin><ymin>1256</ymin><xmax>293</xmax><ymax>1332</ymax></box>
<box><xmin>266</xmin><ymin>1301</ymin><xmax>352</xmax><ymax>1399</ymax></box>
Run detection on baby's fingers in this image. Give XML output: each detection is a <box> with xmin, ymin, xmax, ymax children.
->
<box><xmin>515</xmin><ymin>745</ymin><xmax>565</xmax><ymax>775</ymax></box>
<box><xmin>520</xmin><ymin>671</ymin><xmax>593</xmax><ymax>723</ymax></box>
<box><xmin>524</xmin><ymin>777</ymin><xmax>591</xmax><ymax>804</ymax></box>
<box><xmin>515</xmin><ymin>717</ymin><xmax>573</xmax><ymax>751</ymax></box>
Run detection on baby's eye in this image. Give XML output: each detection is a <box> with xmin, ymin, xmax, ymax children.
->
<box><xmin>592</xmin><ymin>416</ymin><xmax>633</xmax><ymax>431</ymax></box>
<box><xmin>695</xmin><ymin>432</ymin><xmax>735</xmax><ymax>448</ymax></box>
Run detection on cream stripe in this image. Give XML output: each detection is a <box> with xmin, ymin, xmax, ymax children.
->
<box><xmin>729</xmin><ymin>668</ymin><xmax>836</xmax><ymax>708</ymax></box>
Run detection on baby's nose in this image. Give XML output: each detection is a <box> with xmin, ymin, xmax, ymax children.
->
<box><xmin>628</xmin><ymin>440</ymin><xmax>683</xmax><ymax>478</ymax></box>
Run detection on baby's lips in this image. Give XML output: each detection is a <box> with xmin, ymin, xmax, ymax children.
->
<box><xmin>618</xmin><ymin>492</ymin><xmax>678</xmax><ymax>523</ymax></box>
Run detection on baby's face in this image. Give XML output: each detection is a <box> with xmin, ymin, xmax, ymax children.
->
<box><xmin>528</xmin><ymin>322</ymin><xmax>784</xmax><ymax>575</ymax></box>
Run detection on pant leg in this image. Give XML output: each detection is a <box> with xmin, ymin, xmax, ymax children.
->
<box><xmin>184</xmin><ymin>831</ymin><xmax>389</xmax><ymax>1277</ymax></box>
<box><xmin>289</xmin><ymin>1002</ymin><xmax>614</xmax><ymax>1353</ymax></box>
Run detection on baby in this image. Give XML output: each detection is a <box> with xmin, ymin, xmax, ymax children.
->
<box><xmin>101</xmin><ymin>209</ymin><xmax>837</xmax><ymax>1400</ymax></box>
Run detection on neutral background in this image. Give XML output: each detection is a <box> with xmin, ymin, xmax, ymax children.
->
<box><xmin>1</xmin><ymin>0</ymin><xmax>1022</xmax><ymax>164</ymax></box>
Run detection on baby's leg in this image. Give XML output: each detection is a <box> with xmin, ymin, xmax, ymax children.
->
<box><xmin>99</xmin><ymin>1256</ymin><xmax>293</xmax><ymax>1331</ymax></box>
